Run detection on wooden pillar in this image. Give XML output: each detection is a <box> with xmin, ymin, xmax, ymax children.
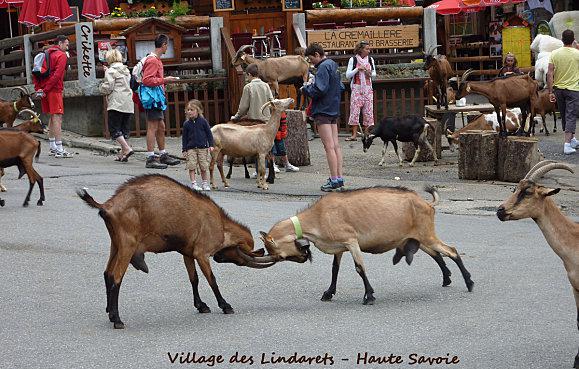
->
<box><xmin>497</xmin><ymin>136</ymin><xmax>541</xmax><ymax>182</ymax></box>
<box><xmin>285</xmin><ymin>109</ymin><xmax>310</xmax><ymax>166</ymax></box>
<box><xmin>458</xmin><ymin>130</ymin><xmax>498</xmax><ymax>180</ymax></box>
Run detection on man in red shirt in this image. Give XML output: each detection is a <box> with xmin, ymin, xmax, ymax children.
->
<box><xmin>141</xmin><ymin>34</ymin><xmax>180</xmax><ymax>169</ymax></box>
<box><xmin>35</xmin><ymin>35</ymin><xmax>72</xmax><ymax>158</ymax></box>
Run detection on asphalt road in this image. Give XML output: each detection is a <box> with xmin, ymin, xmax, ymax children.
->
<box><xmin>0</xmin><ymin>146</ymin><xmax>576</xmax><ymax>369</ymax></box>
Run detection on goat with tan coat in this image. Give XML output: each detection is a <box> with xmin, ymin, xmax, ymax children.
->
<box><xmin>232</xmin><ymin>45</ymin><xmax>309</xmax><ymax>100</ymax></box>
<box><xmin>252</xmin><ymin>186</ymin><xmax>474</xmax><ymax>305</ymax></box>
<box><xmin>497</xmin><ymin>161</ymin><xmax>579</xmax><ymax>368</ymax></box>
<box><xmin>78</xmin><ymin>174</ymin><xmax>275</xmax><ymax>329</ymax></box>
<box><xmin>210</xmin><ymin>98</ymin><xmax>293</xmax><ymax>190</ymax></box>
<box><xmin>0</xmin><ymin>86</ymin><xmax>35</xmax><ymax>127</ymax></box>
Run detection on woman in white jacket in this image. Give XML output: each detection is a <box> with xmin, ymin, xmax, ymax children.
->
<box><xmin>345</xmin><ymin>40</ymin><xmax>376</xmax><ymax>141</ymax></box>
<box><xmin>99</xmin><ymin>49</ymin><xmax>134</xmax><ymax>162</ymax></box>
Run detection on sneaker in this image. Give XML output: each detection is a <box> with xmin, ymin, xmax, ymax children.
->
<box><xmin>337</xmin><ymin>178</ymin><xmax>345</xmax><ymax>187</ymax></box>
<box><xmin>320</xmin><ymin>178</ymin><xmax>341</xmax><ymax>192</ymax></box>
<box><xmin>49</xmin><ymin>148</ymin><xmax>58</xmax><ymax>156</ymax></box>
<box><xmin>285</xmin><ymin>163</ymin><xmax>300</xmax><ymax>172</ymax></box>
<box><xmin>571</xmin><ymin>137</ymin><xmax>579</xmax><ymax>149</ymax></box>
<box><xmin>146</xmin><ymin>156</ymin><xmax>168</xmax><ymax>169</ymax></box>
<box><xmin>202</xmin><ymin>183</ymin><xmax>211</xmax><ymax>191</ymax></box>
<box><xmin>54</xmin><ymin>150</ymin><xmax>73</xmax><ymax>158</ymax></box>
<box><xmin>191</xmin><ymin>182</ymin><xmax>202</xmax><ymax>191</ymax></box>
<box><xmin>564</xmin><ymin>143</ymin><xmax>576</xmax><ymax>155</ymax></box>
<box><xmin>159</xmin><ymin>153</ymin><xmax>180</xmax><ymax>166</ymax></box>
<box><xmin>273</xmin><ymin>163</ymin><xmax>280</xmax><ymax>173</ymax></box>
<box><xmin>251</xmin><ymin>171</ymin><xmax>258</xmax><ymax>179</ymax></box>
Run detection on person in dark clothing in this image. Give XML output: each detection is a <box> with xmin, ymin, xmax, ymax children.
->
<box><xmin>498</xmin><ymin>52</ymin><xmax>521</xmax><ymax>77</ymax></box>
<box><xmin>181</xmin><ymin>99</ymin><xmax>214</xmax><ymax>191</ymax></box>
<box><xmin>302</xmin><ymin>43</ymin><xmax>345</xmax><ymax>192</ymax></box>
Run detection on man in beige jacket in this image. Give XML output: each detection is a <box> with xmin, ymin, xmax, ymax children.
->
<box><xmin>231</xmin><ymin>63</ymin><xmax>273</xmax><ymax>122</ymax></box>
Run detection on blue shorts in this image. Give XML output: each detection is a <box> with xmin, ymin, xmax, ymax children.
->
<box><xmin>271</xmin><ymin>139</ymin><xmax>286</xmax><ymax>156</ymax></box>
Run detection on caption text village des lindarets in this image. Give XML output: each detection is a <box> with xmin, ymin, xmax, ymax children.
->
<box><xmin>167</xmin><ymin>351</ymin><xmax>461</xmax><ymax>366</ymax></box>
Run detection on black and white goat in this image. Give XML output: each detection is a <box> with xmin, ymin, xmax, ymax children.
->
<box><xmin>361</xmin><ymin>115</ymin><xmax>438</xmax><ymax>167</ymax></box>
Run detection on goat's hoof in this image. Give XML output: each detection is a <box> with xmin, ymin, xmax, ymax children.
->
<box><xmin>266</xmin><ymin>178</ymin><xmax>274</xmax><ymax>184</ymax></box>
<box><xmin>321</xmin><ymin>291</ymin><xmax>334</xmax><ymax>301</ymax></box>
<box><xmin>221</xmin><ymin>304</ymin><xmax>234</xmax><ymax>314</ymax></box>
<box><xmin>442</xmin><ymin>277</ymin><xmax>452</xmax><ymax>287</ymax></box>
<box><xmin>23</xmin><ymin>202</ymin><xmax>29</xmax><ymax>207</ymax></box>
<box><xmin>0</xmin><ymin>186</ymin><xmax>6</xmax><ymax>192</ymax></box>
<box><xmin>0</xmin><ymin>199</ymin><xmax>4</xmax><ymax>207</ymax></box>
<box><xmin>363</xmin><ymin>294</ymin><xmax>375</xmax><ymax>305</ymax></box>
<box><xmin>113</xmin><ymin>321</ymin><xmax>125</xmax><ymax>329</ymax></box>
<box><xmin>545</xmin><ymin>132</ymin><xmax>550</xmax><ymax>136</ymax></box>
<box><xmin>261</xmin><ymin>186</ymin><xmax>269</xmax><ymax>190</ymax></box>
<box><xmin>378</xmin><ymin>162</ymin><xmax>384</xmax><ymax>166</ymax></box>
<box><xmin>466</xmin><ymin>280</ymin><xmax>474</xmax><ymax>292</ymax></box>
<box><xmin>37</xmin><ymin>200</ymin><xmax>43</xmax><ymax>206</ymax></box>
<box><xmin>433</xmin><ymin>161</ymin><xmax>439</xmax><ymax>167</ymax></box>
<box><xmin>196</xmin><ymin>303</ymin><xmax>211</xmax><ymax>313</ymax></box>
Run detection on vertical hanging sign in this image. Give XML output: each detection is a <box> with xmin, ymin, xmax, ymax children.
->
<box><xmin>75</xmin><ymin>22</ymin><xmax>96</xmax><ymax>89</ymax></box>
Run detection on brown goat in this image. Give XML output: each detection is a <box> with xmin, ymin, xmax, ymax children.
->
<box><xmin>0</xmin><ymin>129</ymin><xmax>44</xmax><ymax>207</ymax></box>
<box><xmin>254</xmin><ymin>186</ymin><xmax>474</xmax><ymax>305</ymax></box>
<box><xmin>424</xmin><ymin>47</ymin><xmax>454</xmax><ymax>110</ymax></box>
<box><xmin>232</xmin><ymin>45</ymin><xmax>309</xmax><ymax>101</ymax></box>
<box><xmin>446</xmin><ymin>110</ymin><xmax>520</xmax><ymax>145</ymax></box>
<box><xmin>0</xmin><ymin>86</ymin><xmax>35</xmax><ymax>127</ymax></box>
<box><xmin>456</xmin><ymin>71</ymin><xmax>538</xmax><ymax>136</ymax></box>
<box><xmin>77</xmin><ymin>174</ymin><xmax>274</xmax><ymax>329</ymax></box>
<box><xmin>497</xmin><ymin>161</ymin><xmax>578</xmax><ymax>368</ymax></box>
<box><xmin>533</xmin><ymin>89</ymin><xmax>559</xmax><ymax>135</ymax></box>
<box><xmin>0</xmin><ymin>109</ymin><xmax>45</xmax><ymax>192</ymax></box>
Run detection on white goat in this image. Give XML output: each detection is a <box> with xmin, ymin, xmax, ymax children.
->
<box><xmin>497</xmin><ymin>160</ymin><xmax>578</xmax><ymax>368</ymax></box>
<box><xmin>209</xmin><ymin>98</ymin><xmax>293</xmax><ymax>190</ymax></box>
<box><xmin>530</xmin><ymin>34</ymin><xmax>563</xmax><ymax>88</ymax></box>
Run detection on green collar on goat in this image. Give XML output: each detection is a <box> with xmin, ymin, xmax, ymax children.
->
<box><xmin>290</xmin><ymin>216</ymin><xmax>303</xmax><ymax>239</ymax></box>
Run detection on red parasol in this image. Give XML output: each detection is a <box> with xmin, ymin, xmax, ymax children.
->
<box><xmin>37</xmin><ymin>0</ymin><xmax>72</xmax><ymax>22</ymax></box>
<box><xmin>427</xmin><ymin>0</ymin><xmax>483</xmax><ymax>15</ymax></box>
<box><xmin>81</xmin><ymin>0</ymin><xmax>109</xmax><ymax>19</ymax></box>
<box><xmin>481</xmin><ymin>0</ymin><xmax>525</xmax><ymax>4</ymax></box>
<box><xmin>18</xmin><ymin>0</ymin><xmax>42</xmax><ymax>27</ymax></box>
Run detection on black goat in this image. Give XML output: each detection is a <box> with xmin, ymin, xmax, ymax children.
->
<box><xmin>361</xmin><ymin>115</ymin><xmax>438</xmax><ymax>167</ymax></box>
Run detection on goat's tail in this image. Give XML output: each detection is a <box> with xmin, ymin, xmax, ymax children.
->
<box><xmin>35</xmin><ymin>140</ymin><xmax>41</xmax><ymax>162</ymax></box>
<box><xmin>424</xmin><ymin>185</ymin><xmax>439</xmax><ymax>207</ymax></box>
<box><xmin>76</xmin><ymin>188</ymin><xmax>103</xmax><ymax>209</ymax></box>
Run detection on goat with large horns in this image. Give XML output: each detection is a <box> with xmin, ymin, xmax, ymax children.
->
<box><xmin>232</xmin><ymin>45</ymin><xmax>309</xmax><ymax>108</ymax></box>
<box><xmin>424</xmin><ymin>45</ymin><xmax>454</xmax><ymax>110</ymax></box>
<box><xmin>456</xmin><ymin>70</ymin><xmax>538</xmax><ymax>136</ymax></box>
<box><xmin>497</xmin><ymin>160</ymin><xmax>578</xmax><ymax>368</ymax></box>
<box><xmin>0</xmin><ymin>86</ymin><xmax>35</xmax><ymax>127</ymax></box>
<box><xmin>78</xmin><ymin>174</ymin><xmax>276</xmax><ymax>329</ymax></box>
<box><xmin>256</xmin><ymin>186</ymin><xmax>474</xmax><ymax>305</ymax></box>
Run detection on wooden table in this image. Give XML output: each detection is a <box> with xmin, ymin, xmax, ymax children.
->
<box><xmin>425</xmin><ymin>103</ymin><xmax>496</xmax><ymax>127</ymax></box>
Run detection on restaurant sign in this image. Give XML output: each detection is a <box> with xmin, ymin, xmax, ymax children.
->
<box><xmin>307</xmin><ymin>25</ymin><xmax>419</xmax><ymax>50</ymax></box>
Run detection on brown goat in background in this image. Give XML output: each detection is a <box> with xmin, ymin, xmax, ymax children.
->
<box><xmin>0</xmin><ymin>86</ymin><xmax>35</xmax><ymax>127</ymax></box>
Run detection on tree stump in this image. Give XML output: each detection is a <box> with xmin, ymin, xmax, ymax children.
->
<box><xmin>285</xmin><ymin>110</ymin><xmax>310</xmax><ymax>166</ymax></box>
<box><xmin>458</xmin><ymin>130</ymin><xmax>498</xmax><ymax>180</ymax></box>
<box><xmin>497</xmin><ymin>136</ymin><xmax>541</xmax><ymax>183</ymax></box>
<box><xmin>402</xmin><ymin>117</ymin><xmax>441</xmax><ymax>162</ymax></box>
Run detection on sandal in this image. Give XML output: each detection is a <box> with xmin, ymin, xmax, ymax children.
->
<box><xmin>121</xmin><ymin>150</ymin><xmax>134</xmax><ymax>162</ymax></box>
<box><xmin>345</xmin><ymin>137</ymin><xmax>358</xmax><ymax>141</ymax></box>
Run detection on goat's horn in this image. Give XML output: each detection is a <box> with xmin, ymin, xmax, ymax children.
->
<box><xmin>12</xmin><ymin>86</ymin><xmax>29</xmax><ymax>98</ymax></box>
<box><xmin>261</xmin><ymin>100</ymin><xmax>275</xmax><ymax>115</ymax></box>
<box><xmin>236</xmin><ymin>247</ymin><xmax>280</xmax><ymax>264</ymax></box>
<box><xmin>17</xmin><ymin>108</ymin><xmax>39</xmax><ymax>120</ymax></box>
<box><xmin>527</xmin><ymin>162</ymin><xmax>574</xmax><ymax>183</ymax></box>
<box><xmin>461</xmin><ymin>68</ymin><xmax>474</xmax><ymax>83</ymax></box>
<box><xmin>524</xmin><ymin>160</ymin><xmax>557</xmax><ymax>180</ymax></box>
<box><xmin>244</xmin><ymin>260</ymin><xmax>277</xmax><ymax>269</ymax></box>
<box><xmin>236</xmin><ymin>44</ymin><xmax>255</xmax><ymax>55</ymax></box>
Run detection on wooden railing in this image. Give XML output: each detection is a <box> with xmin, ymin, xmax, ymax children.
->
<box><xmin>0</xmin><ymin>35</ymin><xmax>26</xmax><ymax>87</ymax></box>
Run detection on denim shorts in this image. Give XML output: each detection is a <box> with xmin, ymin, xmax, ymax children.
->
<box><xmin>271</xmin><ymin>139</ymin><xmax>286</xmax><ymax>156</ymax></box>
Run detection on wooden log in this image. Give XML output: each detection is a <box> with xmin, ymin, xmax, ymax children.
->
<box><xmin>306</xmin><ymin>8</ymin><xmax>423</xmax><ymax>24</ymax></box>
<box><xmin>496</xmin><ymin>136</ymin><xmax>541</xmax><ymax>183</ymax></box>
<box><xmin>285</xmin><ymin>109</ymin><xmax>310</xmax><ymax>166</ymax></box>
<box><xmin>93</xmin><ymin>15</ymin><xmax>210</xmax><ymax>32</ymax></box>
<box><xmin>402</xmin><ymin>117</ymin><xmax>440</xmax><ymax>163</ymax></box>
<box><xmin>458</xmin><ymin>130</ymin><xmax>498</xmax><ymax>180</ymax></box>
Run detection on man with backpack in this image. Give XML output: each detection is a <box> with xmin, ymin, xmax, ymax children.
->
<box><xmin>138</xmin><ymin>34</ymin><xmax>180</xmax><ymax>169</ymax></box>
<box><xmin>34</xmin><ymin>35</ymin><xmax>72</xmax><ymax>158</ymax></box>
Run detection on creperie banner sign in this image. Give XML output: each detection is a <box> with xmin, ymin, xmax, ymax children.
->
<box><xmin>307</xmin><ymin>25</ymin><xmax>419</xmax><ymax>50</ymax></box>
